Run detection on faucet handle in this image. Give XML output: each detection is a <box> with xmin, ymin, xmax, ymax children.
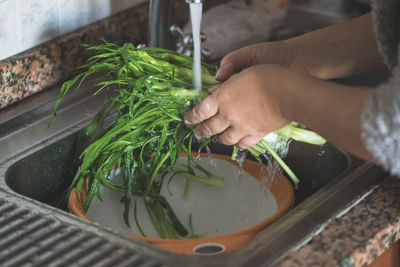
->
<box><xmin>186</xmin><ymin>0</ymin><xmax>203</xmax><ymax>3</ymax></box>
<box><xmin>136</xmin><ymin>43</ymin><xmax>147</xmax><ymax>49</ymax></box>
<box><xmin>170</xmin><ymin>24</ymin><xmax>210</xmax><ymax>59</ymax></box>
<box><xmin>170</xmin><ymin>24</ymin><xmax>185</xmax><ymax>37</ymax></box>
<box><xmin>170</xmin><ymin>24</ymin><xmax>206</xmax><ymax>42</ymax></box>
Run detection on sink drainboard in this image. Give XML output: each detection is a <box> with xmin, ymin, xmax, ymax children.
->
<box><xmin>0</xmin><ymin>189</ymin><xmax>165</xmax><ymax>267</ymax></box>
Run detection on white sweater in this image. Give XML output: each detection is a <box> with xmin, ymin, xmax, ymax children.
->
<box><xmin>362</xmin><ymin>0</ymin><xmax>400</xmax><ymax>174</ymax></box>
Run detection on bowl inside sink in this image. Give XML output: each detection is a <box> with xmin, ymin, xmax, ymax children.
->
<box><xmin>68</xmin><ymin>153</ymin><xmax>294</xmax><ymax>255</ymax></box>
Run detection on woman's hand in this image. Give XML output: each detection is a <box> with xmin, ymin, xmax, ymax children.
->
<box><xmin>185</xmin><ymin>64</ymin><xmax>293</xmax><ymax>148</ymax></box>
<box><xmin>185</xmin><ymin>63</ymin><xmax>376</xmax><ymax>162</ymax></box>
<box><xmin>215</xmin><ymin>42</ymin><xmax>296</xmax><ymax>81</ymax></box>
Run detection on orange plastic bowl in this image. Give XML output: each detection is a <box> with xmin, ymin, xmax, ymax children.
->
<box><xmin>69</xmin><ymin>153</ymin><xmax>294</xmax><ymax>255</ymax></box>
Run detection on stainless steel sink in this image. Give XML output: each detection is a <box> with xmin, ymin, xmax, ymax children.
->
<box><xmin>0</xmin><ymin>4</ymin><xmax>388</xmax><ymax>267</ymax></box>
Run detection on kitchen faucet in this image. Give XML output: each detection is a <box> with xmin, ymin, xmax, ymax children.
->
<box><xmin>148</xmin><ymin>0</ymin><xmax>170</xmax><ymax>48</ymax></box>
<box><xmin>147</xmin><ymin>0</ymin><xmax>204</xmax><ymax>48</ymax></box>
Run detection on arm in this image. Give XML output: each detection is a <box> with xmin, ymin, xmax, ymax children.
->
<box><xmin>216</xmin><ymin>13</ymin><xmax>386</xmax><ymax>81</ymax></box>
<box><xmin>286</xmin><ymin>13</ymin><xmax>386</xmax><ymax>79</ymax></box>
<box><xmin>280</xmin><ymin>66</ymin><xmax>375</xmax><ymax>161</ymax></box>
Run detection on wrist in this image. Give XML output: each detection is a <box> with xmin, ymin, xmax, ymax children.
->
<box><xmin>253</xmin><ymin>64</ymin><xmax>301</xmax><ymax>124</ymax></box>
<box><xmin>270</xmin><ymin>66</ymin><xmax>310</xmax><ymax>123</ymax></box>
<box><xmin>266</xmin><ymin>40</ymin><xmax>297</xmax><ymax>69</ymax></box>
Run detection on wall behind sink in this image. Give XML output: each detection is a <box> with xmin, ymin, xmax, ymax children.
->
<box><xmin>0</xmin><ymin>0</ymin><xmax>147</xmax><ymax>61</ymax></box>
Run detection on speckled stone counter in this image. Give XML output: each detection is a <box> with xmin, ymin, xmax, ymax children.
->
<box><xmin>0</xmin><ymin>6</ymin><xmax>147</xmax><ymax>109</ymax></box>
<box><xmin>272</xmin><ymin>176</ymin><xmax>400</xmax><ymax>266</ymax></box>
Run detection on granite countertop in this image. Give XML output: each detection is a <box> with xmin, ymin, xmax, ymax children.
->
<box><xmin>1</xmin><ymin>1</ymin><xmax>399</xmax><ymax>266</ymax></box>
<box><xmin>273</xmin><ymin>175</ymin><xmax>400</xmax><ymax>266</ymax></box>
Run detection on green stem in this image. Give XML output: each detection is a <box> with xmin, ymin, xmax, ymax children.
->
<box><xmin>173</xmin><ymin>170</ymin><xmax>225</xmax><ymax>188</ymax></box>
<box><xmin>145</xmin><ymin>151</ymin><xmax>171</xmax><ymax>195</ymax></box>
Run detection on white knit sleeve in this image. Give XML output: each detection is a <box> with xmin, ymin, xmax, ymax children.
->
<box><xmin>362</xmin><ymin>65</ymin><xmax>400</xmax><ymax>175</ymax></box>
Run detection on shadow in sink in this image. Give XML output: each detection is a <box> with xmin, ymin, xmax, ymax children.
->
<box><xmin>5</xmin><ymin>133</ymin><xmax>80</xmax><ymax>210</ymax></box>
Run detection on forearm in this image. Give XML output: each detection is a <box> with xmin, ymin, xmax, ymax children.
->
<box><xmin>282</xmin><ymin>73</ymin><xmax>375</xmax><ymax>161</ymax></box>
<box><xmin>284</xmin><ymin>13</ymin><xmax>386</xmax><ymax>79</ymax></box>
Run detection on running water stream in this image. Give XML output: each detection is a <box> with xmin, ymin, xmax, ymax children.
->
<box><xmin>190</xmin><ymin>1</ymin><xmax>214</xmax><ymax>166</ymax></box>
<box><xmin>189</xmin><ymin>1</ymin><xmax>203</xmax><ymax>96</ymax></box>
<box><xmin>189</xmin><ymin>1</ymin><xmax>277</xmax><ymax>192</ymax></box>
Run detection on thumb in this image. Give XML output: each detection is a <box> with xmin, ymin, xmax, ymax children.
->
<box><xmin>215</xmin><ymin>46</ymin><xmax>255</xmax><ymax>81</ymax></box>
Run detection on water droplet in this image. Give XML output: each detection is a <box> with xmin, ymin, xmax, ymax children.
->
<box><xmin>233</xmin><ymin>148</ymin><xmax>247</xmax><ymax>182</ymax></box>
<box><xmin>260</xmin><ymin>153</ymin><xmax>278</xmax><ymax>192</ymax></box>
<box><xmin>205</xmin><ymin>145</ymin><xmax>215</xmax><ymax>167</ymax></box>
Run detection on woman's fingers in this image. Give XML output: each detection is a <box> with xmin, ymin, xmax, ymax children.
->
<box><xmin>217</xmin><ymin>128</ymin><xmax>264</xmax><ymax>148</ymax></box>
<box><xmin>184</xmin><ymin>94</ymin><xmax>218</xmax><ymax>125</ymax></box>
<box><xmin>216</xmin><ymin>127</ymin><xmax>243</xmax><ymax>146</ymax></box>
<box><xmin>215</xmin><ymin>46</ymin><xmax>255</xmax><ymax>81</ymax></box>
<box><xmin>237</xmin><ymin>134</ymin><xmax>265</xmax><ymax>149</ymax></box>
<box><xmin>195</xmin><ymin>119</ymin><xmax>265</xmax><ymax>148</ymax></box>
<box><xmin>194</xmin><ymin>115</ymin><xmax>230</xmax><ymax>138</ymax></box>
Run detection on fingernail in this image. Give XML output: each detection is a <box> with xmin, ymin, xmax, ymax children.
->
<box><xmin>237</xmin><ymin>144</ymin><xmax>247</xmax><ymax>150</ymax></box>
<box><xmin>215</xmin><ymin>67</ymin><xmax>224</xmax><ymax>79</ymax></box>
<box><xmin>194</xmin><ymin>133</ymin><xmax>202</xmax><ymax>141</ymax></box>
<box><xmin>208</xmin><ymin>85</ymin><xmax>219</xmax><ymax>93</ymax></box>
<box><xmin>184</xmin><ymin>119</ymin><xmax>192</xmax><ymax>125</ymax></box>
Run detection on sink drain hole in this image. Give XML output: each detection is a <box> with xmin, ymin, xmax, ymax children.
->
<box><xmin>193</xmin><ymin>243</ymin><xmax>225</xmax><ymax>255</ymax></box>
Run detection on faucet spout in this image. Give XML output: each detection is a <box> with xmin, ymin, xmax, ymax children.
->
<box><xmin>147</xmin><ymin>0</ymin><xmax>204</xmax><ymax>48</ymax></box>
<box><xmin>148</xmin><ymin>0</ymin><xmax>170</xmax><ymax>48</ymax></box>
